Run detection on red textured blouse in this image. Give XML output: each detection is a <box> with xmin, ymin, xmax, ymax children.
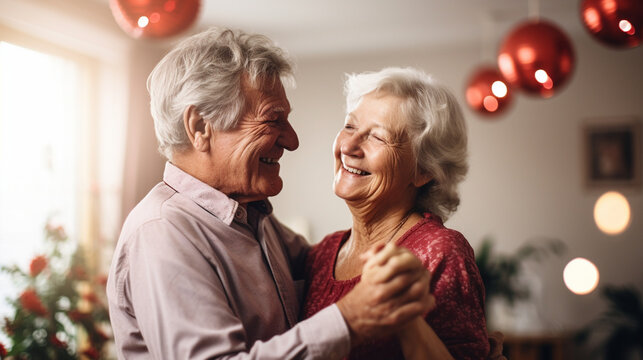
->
<box><xmin>301</xmin><ymin>213</ymin><xmax>489</xmax><ymax>359</ymax></box>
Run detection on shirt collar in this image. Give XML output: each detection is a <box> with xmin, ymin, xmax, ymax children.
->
<box><xmin>163</xmin><ymin>162</ymin><xmax>272</xmax><ymax>225</ymax></box>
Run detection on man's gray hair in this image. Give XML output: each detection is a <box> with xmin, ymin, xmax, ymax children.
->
<box><xmin>344</xmin><ymin>67</ymin><xmax>468</xmax><ymax>221</ymax></box>
<box><xmin>148</xmin><ymin>27</ymin><xmax>295</xmax><ymax>160</ymax></box>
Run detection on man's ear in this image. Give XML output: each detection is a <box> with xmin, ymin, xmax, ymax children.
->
<box><xmin>183</xmin><ymin>105</ymin><xmax>211</xmax><ymax>152</ymax></box>
<box><xmin>413</xmin><ymin>170</ymin><xmax>433</xmax><ymax>188</ymax></box>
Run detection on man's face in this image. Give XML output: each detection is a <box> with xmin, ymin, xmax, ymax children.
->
<box><xmin>209</xmin><ymin>77</ymin><xmax>299</xmax><ymax>204</ymax></box>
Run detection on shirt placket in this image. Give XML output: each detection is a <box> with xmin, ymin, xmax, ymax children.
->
<box><xmin>256</xmin><ymin>220</ymin><xmax>297</xmax><ymax>328</ymax></box>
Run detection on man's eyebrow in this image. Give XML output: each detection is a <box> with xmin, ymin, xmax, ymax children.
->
<box><xmin>269</xmin><ymin>104</ymin><xmax>292</xmax><ymax>114</ymax></box>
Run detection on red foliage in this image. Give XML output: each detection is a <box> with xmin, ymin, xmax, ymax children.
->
<box><xmin>0</xmin><ymin>341</ymin><xmax>7</xmax><ymax>356</ymax></box>
<box><xmin>45</xmin><ymin>223</ymin><xmax>67</xmax><ymax>241</ymax></box>
<box><xmin>94</xmin><ymin>274</ymin><xmax>108</xmax><ymax>288</ymax></box>
<box><xmin>94</xmin><ymin>327</ymin><xmax>109</xmax><ymax>342</ymax></box>
<box><xmin>82</xmin><ymin>346</ymin><xmax>100</xmax><ymax>359</ymax></box>
<box><xmin>29</xmin><ymin>255</ymin><xmax>48</xmax><ymax>277</ymax></box>
<box><xmin>83</xmin><ymin>292</ymin><xmax>99</xmax><ymax>304</ymax></box>
<box><xmin>19</xmin><ymin>289</ymin><xmax>48</xmax><ymax>316</ymax></box>
<box><xmin>50</xmin><ymin>334</ymin><xmax>67</xmax><ymax>349</ymax></box>
<box><xmin>69</xmin><ymin>266</ymin><xmax>88</xmax><ymax>280</ymax></box>
<box><xmin>67</xmin><ymin>309</ymin><xmax>89</xmax><ymax>322</ymax></box>
<box><xmin>2</xmin><ymin>317</ymin><xmax>13</xmax><ymax>336</ymax></box>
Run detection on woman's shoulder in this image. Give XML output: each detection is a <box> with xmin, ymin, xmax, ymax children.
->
<box><xmin>314</xmin><ymin>229</ymin><xmax>349</xmax><ymax>249</ymax></box>
<box><xmin>402</xmin><ymin>213</ymin><xmax>475</xmax><ymax>262</ymax></box>
<box><xmin>307</xmin><ymin>230</ymin><xmax>349</xmax><ymax>263</ymax></box>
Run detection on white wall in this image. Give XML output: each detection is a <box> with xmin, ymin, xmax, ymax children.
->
<box><xmin>271</xmin><ymin>35</ymin><xmax>643</xmax><ymax>332</ymax></box>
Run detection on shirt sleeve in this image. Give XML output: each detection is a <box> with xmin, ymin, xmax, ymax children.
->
<box><xmin>121</xmin><ymin>219</ymin><xmax>350</xmax><ymax>360</ymax></box>
<box><xmin>425</xmin><ymin>232</ymin><xmax>490</xmax><ymax>359</ymax></box>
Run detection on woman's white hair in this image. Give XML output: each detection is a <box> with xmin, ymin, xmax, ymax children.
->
<box><xmin>344</xmin><ymin>67</ymin><xmax>468</xmax><ymax>221</ymax></box>
<box><xmin>148</xmin><ymin>27</ymin><xmax>295</xmax><ymax>160</ymax></box>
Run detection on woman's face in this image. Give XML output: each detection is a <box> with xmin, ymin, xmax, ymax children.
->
<box><xmin>333</xmin><ymin>92</ymin><xmax>422</xmax><ymax>207</ymax></box>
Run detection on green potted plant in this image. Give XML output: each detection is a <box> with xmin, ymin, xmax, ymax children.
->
<box><xmin>576</xmin><ymin>285</ymin><xmax>643</xmax><ymax>360</ymax></box>
<box><xmin>475</xmin><ymin>237</ymin><xmax>565</xmax><ymax>331</ymax></box>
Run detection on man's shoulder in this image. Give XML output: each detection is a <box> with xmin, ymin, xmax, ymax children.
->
<box><xmin>119</xmin><ymin>183</ymin><xmax>173</xmax><ymax>234</ymax></box>
<box><xmin>114</xmin><ymin>182</ymin><xmax>208</xmax><ymax>260</ymax></box>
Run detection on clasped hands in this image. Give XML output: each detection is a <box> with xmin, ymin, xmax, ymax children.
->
<box><xmin>337</xmin><ymin>242</ymin><xmax>435</xmax><ymax>345</ymax></box>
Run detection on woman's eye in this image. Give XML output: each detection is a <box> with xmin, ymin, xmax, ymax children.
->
<box><xmin>370</xmin><ymin>133</ymin><xmax>387</xmax><ymax>143</ymax></box>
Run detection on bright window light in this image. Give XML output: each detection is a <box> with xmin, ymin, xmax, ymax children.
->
<box><xmin>0</xmin><ymin>41</ymin><xmax>81</xmax><ymax>328</ymax></box>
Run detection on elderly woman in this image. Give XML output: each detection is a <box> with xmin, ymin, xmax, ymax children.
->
<box><xmin>302</xmin><ymin>67</ymin><xmax>489</xmax><ymax>359</ymax></box>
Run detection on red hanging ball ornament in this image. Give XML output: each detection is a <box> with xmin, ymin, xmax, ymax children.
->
<box><xmin>497</xmin><ymin>19</ymin><xmax>575</xmax><ymax>98</ymax></box>
<box><xmin>110</xmin><ymin>0</ymin><xmax>200</xmax><ymax>39</ymax></box>
<box><xmin>465</xmin><ymin>66</ymin><xmax>513</xmax><ymax>117</ymax></box>
<box><xmin>581</xmin><ymin>0</ymin><xmax>642</xmax><ymax>48</ymax></box>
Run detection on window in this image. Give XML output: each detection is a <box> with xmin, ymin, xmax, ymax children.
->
<box><xmin>0</xmin><ymin>41</ymin><xmax>91</xmax><ymax>334</ymax></box>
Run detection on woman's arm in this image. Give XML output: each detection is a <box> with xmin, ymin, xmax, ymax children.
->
<box><xmin>398</xmin><ymin>317</ymin><xmax>454</xmax><ymax>360</ymax></box>
<box><xmin>360</xmin><ymin>243</ymin><xmax>452</xmax><ymax>359</ymax></box>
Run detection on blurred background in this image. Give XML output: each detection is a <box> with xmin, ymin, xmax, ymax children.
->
<box><xmin>0</xmin><ymin>0</ymin><xmax>641</xmax><ymax>358</ymax></box>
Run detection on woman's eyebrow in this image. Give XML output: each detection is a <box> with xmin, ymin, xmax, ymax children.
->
<box><xmin>346</xmin><ymin>112</ymin><xmax>393</xmax><ymax>132</ymax></box>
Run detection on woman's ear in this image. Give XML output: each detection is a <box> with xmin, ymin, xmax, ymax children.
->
<box><xmin>183</xmin><ymin>105</ymin><xmax>211</xmax><ymax>152</ymax></box>
<box><xmin>413</xmin><ymin>170</ymin><xmax>433</xmax><ymax>188</ymax></box>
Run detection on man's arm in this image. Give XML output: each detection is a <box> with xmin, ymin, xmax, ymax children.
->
<box><xmin>120</xmin><ymin>219</ymin><xmax>350</xmax><ymax>360</ymax></box>
<box><xmin>116</xmin><ymin>220</ymin><xmax>431</xmax><ymax>359</ymax></box>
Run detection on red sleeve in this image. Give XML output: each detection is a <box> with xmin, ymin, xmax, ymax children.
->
<box><xmin>421</xmin><ymin>230</ymin><xmax>490</xmax><ymax>359</ymax></box>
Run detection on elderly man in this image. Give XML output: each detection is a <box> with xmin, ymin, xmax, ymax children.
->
<box><xmin>106</xmin><ymin>27</ymin><xmax>433</xmax><ymax>359</ymax></box>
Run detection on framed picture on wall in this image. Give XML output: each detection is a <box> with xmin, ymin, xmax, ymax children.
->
<box><xmin>583</xmin><ymin>117</ymin><xmax>641</xmax><ymax>188</ymax></box>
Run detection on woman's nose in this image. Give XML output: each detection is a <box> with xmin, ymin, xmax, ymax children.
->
<box><xmin>340</xmin><ymin>132</ymin><xmax>364</xmax><ymax>157</ymax></box>
<box><xmin>278</xmin><ymin>120</ymin><xmax>299</xmax><ymax>151</ymax></box>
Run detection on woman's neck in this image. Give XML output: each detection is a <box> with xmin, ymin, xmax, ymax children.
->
<box><xmin>345</xmin><ymin>188</ymin><xmax>418</xmax><ymax>246</ymax></box>
<box><xmin>349</xmin><ymin>206</ymin><xmax>412</xmax><ymax>249</ymax></box>
<box><xmin>334</xmin><ymin>200</ymin><xmax>421</xmax><ymax>281</ymax></box>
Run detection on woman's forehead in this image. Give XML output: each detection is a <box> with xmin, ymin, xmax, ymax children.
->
<box><xmin>349</xmin><ymin>94</ymin><xmax>407</xmax><ymax>130</ymax></box>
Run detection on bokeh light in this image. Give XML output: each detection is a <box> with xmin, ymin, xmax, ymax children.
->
<box><xmin>581</xmin><ymin>0</ymin><xmax>642</xmax><ymax>48</ymax></box>
<box><xmin>491</xmin><ymin>81</ymin><xmax>508</xmax><ymax>97</ymax></box>
<box><xmin>564</xmin><ymin>258</ymin><xmax>599</xmax><ymax>295</ymax></box>
<box><xmin>464</xmin><ymin>66</ymin><xmax>513</xmax><ymax>117</ymax></box>
<box><xmin>594</xmin><ymin>191</ymin><xmax>631</xmax><ymax>235</ymax></box>
<box><xmin>137</xmin><ymin>16</ymin><xmax>149</xmax><ymax>28</ymax></box>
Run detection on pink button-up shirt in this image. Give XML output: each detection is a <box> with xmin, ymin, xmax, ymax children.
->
<box><xmin>107</xmin><ymin>162</ymin><xmax>350</xmax><ymax>359</ymax></box>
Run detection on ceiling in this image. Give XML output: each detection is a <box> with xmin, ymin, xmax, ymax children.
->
<box><xmin>107</xmin><ymin>0</ymin><xmax>585</xmax><ymax>57</ymax></box>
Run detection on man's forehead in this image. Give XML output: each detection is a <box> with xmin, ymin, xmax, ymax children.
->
<box><xmin>242</xmin><ymin>73</ymin><xmax>284</xmax><ymax>92</ymax></box>
<box><xmin>242</xmin><ymin>74</ymin><xmax>290</xmax><ymax>108</ymax></box>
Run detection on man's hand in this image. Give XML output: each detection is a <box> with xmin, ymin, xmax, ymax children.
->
<box><xmin>336</xmin><ymin>242</ymin><xmax>434</xmax><ymax>345</ymax></box>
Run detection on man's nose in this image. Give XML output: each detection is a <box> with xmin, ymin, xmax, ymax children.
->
<box><xmin>278</xmin><ymin>120</ymin><xmax>299</xmax><ymax>151</ymax></box>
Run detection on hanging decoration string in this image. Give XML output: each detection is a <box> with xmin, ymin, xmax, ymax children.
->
<box><xmin>528</xmin><ymin>0</ymin><xmax>540</xmax><ymax>20</ymax></box>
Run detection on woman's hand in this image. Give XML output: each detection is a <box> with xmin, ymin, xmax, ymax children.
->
<box><xmin>360</xmin><ymin>242</ymin><xmax>430</xmax><ymax>288</ymax></box>
<box><xmin>336</xmin><ymin>242</ymin><xmax>433</xmax><ymax>345</ymax></box>
<box><xmin>362</xmin><ymin>244</ymin><xmax>454</xmax><ymax>360</ymax></box>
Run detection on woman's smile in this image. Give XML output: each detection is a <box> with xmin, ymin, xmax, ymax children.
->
<box><xmin>342</xmin><ymin>161</ymin><xmax>371</xmax><ymax>176</ymax></box>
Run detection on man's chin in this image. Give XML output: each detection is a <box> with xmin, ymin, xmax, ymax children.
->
<box><xmin>255</xmin><ymin>178</ymin><xmax>284</xmax><ymax>199</ymax></box>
